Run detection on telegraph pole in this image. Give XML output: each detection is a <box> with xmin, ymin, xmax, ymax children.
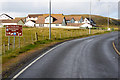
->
<box><xmin>89</xmin><ymin>0</ymin><xmax>91</xmax><ymax>34</ymax></box>
<box><xmin>108</xmin><ymin>3</ymin><xmax>110</xmax><ymax>30</ymax></box>
<box><xmin>49</xmin><ymin>0</ymin><xmax>51</xmax><ymax>40</ymax></box>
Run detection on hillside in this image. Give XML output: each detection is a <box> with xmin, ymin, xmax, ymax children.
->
<box><xmin>65</xmin><ymin>14</ymin><xmax>120</xmax><ymax>27</ymax></box>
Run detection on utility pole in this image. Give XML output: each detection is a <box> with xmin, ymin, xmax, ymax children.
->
<box><xmin>108</xmin><ymin>3</ymin><xmax>110</xmax><ymax>30</ymax></box>
<box><xmin>49</xmin><ymin>0</ymin><xmax>51</xmax><ymax>40</ymax></box>
<box><xmin>89</xmin><ymin>0</ymin><xmax>91</xmax><ymax>34</ymax></box>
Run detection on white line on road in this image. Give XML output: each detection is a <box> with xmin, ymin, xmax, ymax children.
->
<box><xmin>11</xmin><ymin>36</ymin><xmax>96</xmax><ymax>79</ymax></box>
<box><xmin>11</xmin><ymin>42</ymin><xmax>67</xmax><ymax>80</ymax></box>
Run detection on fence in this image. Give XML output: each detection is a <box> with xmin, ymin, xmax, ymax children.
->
<box><xmin>2</xmin><ymin>27</ymin><xmax>105</xmax><ymax>54</ymax></box>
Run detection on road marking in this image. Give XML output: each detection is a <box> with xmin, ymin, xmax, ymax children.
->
<box><xmin>11</xmin><ymin>41</ymin><xmax>67</xmax><ymax>80</ymax></box>
<box><xmin>11</xmin><ymin>36</ymin><xmax>96</xmax><ymax>79</ymax></box>
<box><xmin>112</xmin><ymin>42</ymin><xmax>120</xmax><ymax>56</ymax></box>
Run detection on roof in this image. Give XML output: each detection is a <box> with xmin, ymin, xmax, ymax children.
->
<box><xmin>36</xmin><ymin>14</ymin><xmax>64</xmax><ymax>24</ymax></box>
<box><xmin>15</xmin><ymin>17</ymin><xmax>26</xmax><ymax>20</ymax></box>
<box><xmin>86</xmin><ymin>18</ymin><xmax>96</xmax><ymax>24</ymax></box>
<box><xmin>64</xmin><ymin>15</ymin><xmax>82</xmax><ymax>21</ymax></box>
<box><xmin>15</xmin><ymin>17</ymin><xmax>26</xmax><ymax>23</ymax></box>
<box><xmin>0</xmin><ymin>13</ymin><xmax>13</xmax><ymax>19</ymax></box>
<box><xmin>0</xmin><ymin>19</ymin><xmax>24</xmax><ymax>23</ymax></box>
<box><xmin>27</xmin><ymin>14</ymin><xmax>43</xmax><ymax>18</ymax></box>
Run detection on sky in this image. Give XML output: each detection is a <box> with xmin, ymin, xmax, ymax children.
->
<box><xmin>0</xmin><ymin>0</ymin><xmax>119</xmax><ymax>19</ymax></box>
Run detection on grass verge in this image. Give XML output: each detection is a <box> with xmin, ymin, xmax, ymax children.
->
<box><xmin>2</xmin><ymin>30</ymin><xmax>111</xmax><ymax>78</ymax></box>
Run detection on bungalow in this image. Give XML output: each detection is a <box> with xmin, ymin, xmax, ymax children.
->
<box><xmin>65</xmin><ymin>15</ymin><xmax>83</xmax><ymax>23</ymax></box>
<box><xmin>64</xmin><ymin>15</ymin><xmax>84</xmax><ymax>27</ymax></box>
<box><xmin>81</xmin><ymin>18</ymin><xmax>96</xmax><ymax>28</ymax></box>
<box><xmin>25</xmin><ymin>20</ymin><xmax>36</xmax><ymax>27</ymax></box>
<box><xmin>0</xmin><ymin>13</ymin><xmax>13</xmax><ymax>20</ymax></box>
<box><xmin>36</xmin><ymin>14</ymin><xmax>66</xmax><ymax>27</ymax></box>
<box><xmin>26</xmin><ymin>14</ymin><xmax>43</xmax><ymax>22</ymax></box>
<box><xmin>0</xmin><ymin>19</ymin><xmax>24</xmax><ymax>27</ymax></box>
<box><xmin>15</xmin><ymin>17</ymin><xmax>26</xmax><ymax>23</ymax></box>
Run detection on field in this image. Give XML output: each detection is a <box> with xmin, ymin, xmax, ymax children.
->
<box><xmin>1</xmin><ymin>27</ymin><xmax>113</xmax><ymax>77</ymax></box>
<box><xmin>2</xmin><ymin>27</ymin><xmax>109</xmax><ymax>63</ymax></box>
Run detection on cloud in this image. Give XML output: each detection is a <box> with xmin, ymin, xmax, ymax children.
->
<box><xmin>0</xmin><ymin>0</ymin><xmax>118</xmax><ymax>19</ymax></box>
<box><xmin>0</xmin><ymin>0</ymin><xmax>119</xmax><ymax>2</ymax></box>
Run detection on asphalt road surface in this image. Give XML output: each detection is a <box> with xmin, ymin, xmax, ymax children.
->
<box><xmin>12</xmin><ymin>32</ymin><xmax>120</xmax><ymax>78</ymax></box>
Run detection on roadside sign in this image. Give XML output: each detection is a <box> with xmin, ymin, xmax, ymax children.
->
<box><xmin>5</xmin><ymin>25</ymin><xmax>22</xmax><ymax>36</ymax></box>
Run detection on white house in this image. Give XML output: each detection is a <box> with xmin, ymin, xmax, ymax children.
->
<box><xmin>0</xmin><ymin>14</ymin><xmax>13</xmax><ymax>20</ymax></box>
<box><xmin>81</xmin><ymin>23</ymin><xmax>92</xmax><ymax>28</ymax></box>
<box><xmin>64</xmin><ymin>15</ymin><xmax>84</xmax><ymax>27</ymax></box>
<box><xmin>65</xmin><ymin>15</ymin><xmax>83</xmax><ymax>24</ymax></box>
<box><xmin>25</xmin><ymin>20</ymin><xmax>36</xmax><ymax>27</ymax></box>
<box><xmin>26</xmin><ymin>14</ymin><xmax>43</xmax><ymax>22</ymax></box>
<box><xmin>0</xmin><ymin>19</ymin><xmax>24</xmax><ymax>27</ymax></box>
<box><xmin>81</xmin><ymin>18</ymin><xmax>96</xmax><ymax>28</ymax></box>
<box><xmin>36</xmin><ymin>14</ymin><xmax>66</xmax><ymax>27</ymax></box>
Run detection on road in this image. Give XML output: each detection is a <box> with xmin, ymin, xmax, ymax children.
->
<box><xmin>12</xmin><ymin>32</ymin><xmax>119</xmax><ymax>78</ymax></box>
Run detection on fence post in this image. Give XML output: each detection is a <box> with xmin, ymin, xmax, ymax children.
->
<box><xmin>71</xmin><ymin>32</ymin><xmax>72</xmax><ymax>37</ymax></box>
<box><xmin>3</xmin><ymin>42</ymin><xmax>5</xmax><ymax>54</ymax></box>
<box><xmin>55</xmin><ymin>34</ymin><xmax>56</xmax><ymax>39</ymax></box>
<box><xmin>43</xmin><ymin>34</ymin><xmax>44</xmax><ymax>40</ymax></box>
<box><xmin>24</xmin><ymin>38</ymin><xmax>26</xmax><ymax>45</ymax></box>
<box><xmin>60</xmin><ymin>33</ymin><xmax>61</xmax><ymax>39</ymax></box>
<box><xmin>8</xmin><ymin>36</ymin><xmax>10</xmax><ymax>50</ymax></box>
<box><xmin>35</xmin><ymin>32</ymin><xmax>38</xmax><ymax>41</ymax></box>
<box><xmin>31</xmin><ymin>34</ymin><xmax>34</xmax><ymax>44</ymax></box>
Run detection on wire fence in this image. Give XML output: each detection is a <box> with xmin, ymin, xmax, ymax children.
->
<box><xmin>2</xmin><ymin>27</ymin><xmax>105</xmax><ymax>55</ymax></box>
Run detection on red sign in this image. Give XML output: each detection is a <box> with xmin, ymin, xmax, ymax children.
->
<box><xmin>5</xmin><ymin>25</ymin><xmax>22</xmax><ymax>36</ymax></box>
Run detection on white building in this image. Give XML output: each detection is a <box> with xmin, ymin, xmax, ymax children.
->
<box><xmin>25</xmin><ymin>20</ymin><xmax>36</xmax><ymax>27</ymax></box>
<box><xmin>26</xmin><ymin>14</ymin><xmax>43</xmax><ymax>22</ymax></box>
<box><xmin>0</xmin><ymin>14</ymin><xmax>13</xmax><ymax>20</ymax></box>
<box><xmin>81</xmin><ymin>23</ymin><xmax>92</xmax><ymax>28</ymax></box>
<box><xmin>0</xmin><ymin>19</ymin><xmax>24</xmax><ymax>27</ymax></box>
<box><xmin>36</xmin><ymin>14</ymin><xmax>66</xmax><ymax>27</ymax></box>
<box><xmin>81</xmin><ymin>18</ymin><xmax>96</xmax><ymax>28</ymax></box>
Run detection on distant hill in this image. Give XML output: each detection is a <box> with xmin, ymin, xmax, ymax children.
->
<box><xmin>65</xmin><ymin>14</ymin><xmax>120</xmax><ymax>27</ymax></box>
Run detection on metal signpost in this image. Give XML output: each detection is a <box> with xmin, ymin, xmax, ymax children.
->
<box><xmin>5</xmin><ymin>25</ymin><xmax>22</xmax><ymax>50</ymax></box>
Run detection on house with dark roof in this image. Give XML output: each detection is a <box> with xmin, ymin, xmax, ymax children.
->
<box><xmin>0</xmin><ymin>14</ymin><xmax>13</xmax><ymax>20</ymax></box>
<box><xmin>36</xmin><ymin>14</ymin><xmax>66</xmax><ymax>27</ymax></box>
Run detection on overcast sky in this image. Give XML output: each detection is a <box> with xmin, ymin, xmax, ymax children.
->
<box><xmin>0</xmin><ymin>0</ymin><xmax>119</xmax><ymax>19</ymax></box>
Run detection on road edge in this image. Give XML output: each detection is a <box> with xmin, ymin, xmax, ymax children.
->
<box><xmin>112</xmin><ymin>41</ymin><xmax>120</xmax><ymax>56</ymax></box>
<box><xmin>3</xmin><ymin>31</ymin><xmax>110</xmax><ymax>79</ymax></box>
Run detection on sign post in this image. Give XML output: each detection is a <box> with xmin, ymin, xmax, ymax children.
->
<box><xmin>13</xmin><ymin>36</ymin><xmax>15</xmax><ymax>49</ymax></box>
<box><xmin>19</xmin><ymin>36</ymin><xmax>20</xmax><ymax>48</ymax></box>
<box><xmin>8</xmin><ymin>36</ymin><xmax>10</xmax><ymax>50</ymax></box>
<box><xmin>5</xmin><ymin>25</ymin><xmax>22</xmax><ymax>49</ymax></box>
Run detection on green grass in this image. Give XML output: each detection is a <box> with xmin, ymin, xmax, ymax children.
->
<box><xmin>2</xmin><ymin>27</ymin><xmax>111</xmax><ymax>64</ymax></box>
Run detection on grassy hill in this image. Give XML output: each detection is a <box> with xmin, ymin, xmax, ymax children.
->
<box><xmin>65</xmin><ymin>14</ymin><xmax>120</xmax><ymax>28</ymax></box>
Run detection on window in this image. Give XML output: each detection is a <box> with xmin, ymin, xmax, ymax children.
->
<box><xmin>40</xmin><ymin>24</ymin><xmax>44</xmax><ymax>27</ymax></box>
<box><xmin>56</xmin><ymin>24</ymin><xmax>59</xmax><ymax>26</ymax></box>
